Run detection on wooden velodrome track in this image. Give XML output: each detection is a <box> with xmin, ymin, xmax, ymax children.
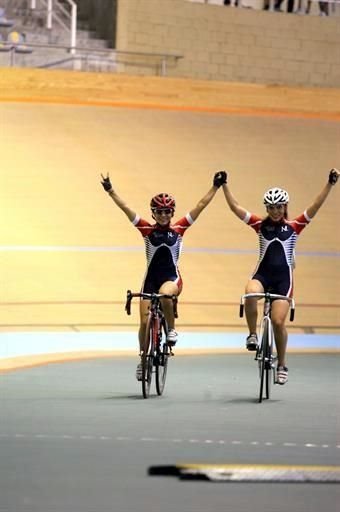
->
<box><xmin>1</xmin><ymin>69</ymin><xmax>340</xmax><ymax>340</ymax></box>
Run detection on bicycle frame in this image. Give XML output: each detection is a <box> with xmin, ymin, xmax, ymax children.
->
<box><xmin>240</xmin><ymin>292</ymin><xmax>295</xmax><ymax>403</ymax></box>
<box><xmin>125</xmin><ymin>290</ymin><xmax>177</xmax><ymax>398</ymax></box>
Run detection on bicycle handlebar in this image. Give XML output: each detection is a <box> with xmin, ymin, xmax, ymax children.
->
<box><xmin>239</xmin><ymin>292</ymin><xmax>295</xmax><ymax>322</ymax></box>
<box><xmin>125</xmin><ymin>290</ymin><xmax>178</xmax><ymax>318</ymax></box>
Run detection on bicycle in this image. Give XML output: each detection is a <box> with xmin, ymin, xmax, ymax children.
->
<box><xmin>239</xmin><ymin>292</ymin><xmax>295</xmax><ymax>403</ymax></box>
<box><xmin>125</xmin><ymin>290</ymin><xmax>178</xmax><ymax>399</ymax></box>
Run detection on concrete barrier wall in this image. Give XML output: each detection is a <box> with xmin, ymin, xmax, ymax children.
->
<box><xmin>115</xmin><ymin>0</ymin><xmax>340</xmax><ymax>87</ymax></box>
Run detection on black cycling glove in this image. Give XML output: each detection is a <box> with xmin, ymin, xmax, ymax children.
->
<box><xmin>213</xmin><ymin>170</ymin><xmax>227</xmax><ymax>188</ymax></box>
<box><xmin>101</xmin><ymin>174</ymin><xmax>113</xmax><ymax>192</ymax></box>
<box><xmin>328</xmin><ymin>169</ymin><xmax>338</xmax><ymax>185</ymax></box>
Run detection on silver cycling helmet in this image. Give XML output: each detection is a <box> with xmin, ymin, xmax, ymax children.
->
<box><xmin>263</xmin><ymin>187</ymin><xmax>289</xmax><ymax>205</ymax></box>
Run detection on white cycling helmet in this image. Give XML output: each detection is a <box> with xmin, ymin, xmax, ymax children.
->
<box><xmin>263</xmin><ymin>187</ymin><xmax>289</xmax><ymax>205</ymax></box>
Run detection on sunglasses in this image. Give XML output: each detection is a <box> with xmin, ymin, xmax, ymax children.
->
<box><xmin>153</xmin><ymin>208</ymin><xmax>173</xmax><ymax>215</ymax></box>
<box><xmin>266</xmin><ymin>204</ymin><xmax>285</xmax><ymax>211</ymax></box>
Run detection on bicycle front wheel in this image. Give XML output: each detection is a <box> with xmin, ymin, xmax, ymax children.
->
<box><xmin>155</xmin><ymin>319</ymin><xmax>169</xmax><ymax>396</ymax></box>
<box><xmin>265</xmin><ymin>325</ymin><xmax>273</xmax><ymax>400</ymax></box>
<box><xmin>142</xmin><ymin>315</ymin><xmax>155</xmax><ymax>399</ymax></box>
<box><xmin>258</xmin><ymin>319</ymin><xmax>269</xmax><ymax>403</ymax></box>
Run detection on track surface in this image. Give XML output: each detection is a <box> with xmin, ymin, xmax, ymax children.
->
<box><xmin>1</xmin><ymin>353</ymin><xmax>339</xmax><ymax>512</ymax></box>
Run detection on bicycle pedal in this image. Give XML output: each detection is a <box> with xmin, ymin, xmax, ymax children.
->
<box><xmin>163</xmin><ymin>344</ymin><xmax>174</xmax><ymax>356</ymax></box>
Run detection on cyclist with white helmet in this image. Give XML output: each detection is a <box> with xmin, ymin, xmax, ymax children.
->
<box><xmin>101</xmin><ymin>172</ymin><xmax>225</xmax><ymax>380</ymax></box>
<box><xmin>217</xmin><ymin>168</ymin><xmax>339</xmax><ymax>385</ymax></box>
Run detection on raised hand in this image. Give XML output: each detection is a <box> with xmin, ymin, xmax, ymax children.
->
<box><xmin>101</xmin><ymin>173</ymin><xmax>113</xmax><ymax>192</ymax></box>
<box><xmin>328</xmin><ymin>168</ymin><xmax>339</xmax><ymax>185</ymax></box>
<box><xmin>213</xmin><ymin>170</ymin><xmax>227</xmax><ymax>188</ymax></box>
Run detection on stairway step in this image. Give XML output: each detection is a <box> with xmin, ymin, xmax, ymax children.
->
<box><xmin>1</xmin><ymin>1</ymin><xmax>112</xmax><ymax>68</ymax></box>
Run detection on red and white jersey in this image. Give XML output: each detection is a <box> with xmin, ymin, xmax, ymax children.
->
<box><xmin>131</xmin><ymin>213</ymin><xmax>194</xmax><ymax>271</ymax></box>
<box><xmin>243</xmin><ymin>210</ymin><xmax>311</xmax><ymax>269</ymax></box>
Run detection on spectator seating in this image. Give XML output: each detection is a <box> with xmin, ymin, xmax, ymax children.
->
<box><xmin>0</xmin><ymin>7</ymin><xmax>14</xmax><ymax>27</ymax></box>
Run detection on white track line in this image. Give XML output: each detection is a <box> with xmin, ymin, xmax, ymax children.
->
<box><xmin>0</xmin><ymin>433</ymin><xmax>337</xmax><ymax>450</ymax></box>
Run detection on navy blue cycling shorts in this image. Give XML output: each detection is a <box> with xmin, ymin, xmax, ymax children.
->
<box><xmin>252</xmin><ymin>266</ymin><xmax>292</xmax><ymax>297</ymax></box>
<box><xmin>141</xmin><ymin>271</ymin><xmax>182</xmax><ymax>295</ymax></box>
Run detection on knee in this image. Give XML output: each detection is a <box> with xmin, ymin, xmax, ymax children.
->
<box><xmin>245</xmin><ymin>284</ymin><xmax>258</xmax><ymax>294</ymax></box>
<box><xmin>272</xmin><ymin>317</ymin><xmax>286</xmax><ymax>330</ymax></box>
<box><xmin>159</xmin><ymin>281</ymin><xmax>179</xmax><ymax>296</ymax></box>
<box><xmin>245</xmin><ymin>280</ymin><xmax>263</xmax><ymax>295</ymax></box>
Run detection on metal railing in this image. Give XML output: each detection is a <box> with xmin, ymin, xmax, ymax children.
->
<box><xmin>29</xmin><ymin>0</ymin><xmax>77</xmax><ymax>52</ymax></box>
<box><xmin>0</xmin><ymin>40</ymin><xmax>184</xmax><ymax>76</ymax></box>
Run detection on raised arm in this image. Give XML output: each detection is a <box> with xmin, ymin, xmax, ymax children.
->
<box><xmin>220</xmin><ymin>172</ymin><xmax>248</xmax><ymax>221</ymax></box>
<box><xmin>305</xmin><ymin>168</ymin><xmax>339</xmax><ymax>219</ymax></box>
<box><xmin>100</xmin><ymin>173</ymin><xmax>136</xmax><ymax>222</ymax></box>
<box><xmin>188</xmin><ymin>172</ymin><xmax>227</xmax><ymax>221</ymax></box>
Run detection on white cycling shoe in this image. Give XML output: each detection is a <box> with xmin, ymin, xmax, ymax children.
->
<box><xmin>166</xmin><ymin>329</ymin><xmax>178</xmax><ymax>346</ymax></box>
<box><xmin>276</xmin><ymin>366</ymin><xmax>288</xmax><ymax>385</ymax></box>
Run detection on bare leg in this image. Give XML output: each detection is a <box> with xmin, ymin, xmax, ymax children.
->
<box><xmin>159</xmin><ymin>281</ymin><xmax>179</xmax><ymax>330</ymax></box>
<box><xmin>244</xmin><ymin>279</ymin><xmax>264</xmax><ymax>334</ymax></box>
<box><xmin>138</xmin><ymin>299</ymin><xmax>150</xmax><ymax>353</ymax></box>
<box><xmin>271</xmin><ymin>300</ymin><xmax>290</xmax><ymax>367</ymax></box>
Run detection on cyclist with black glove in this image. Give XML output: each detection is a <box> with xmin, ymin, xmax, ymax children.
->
<box><xmin>101</xmin><ymin>172</ymin><xmax>224</xmax><ymax>380</ymax></box>
<box><xmin>217</xmin><ymin>168</ymin><xmax>339</xmax><ymax>385</ymax></box>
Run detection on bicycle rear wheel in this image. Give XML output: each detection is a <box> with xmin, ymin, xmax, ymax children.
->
<box><xmin>142</xmin><ymin>315</ymin><xmax>155</xmax><ymax>399</ymax></box>
<box><xmin>155</xmin><ymin>319</ymin><xmax>169</xmax><ymax>396</ymax></box>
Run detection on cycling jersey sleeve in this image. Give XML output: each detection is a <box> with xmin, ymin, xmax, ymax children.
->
<box><xmin>172</xmin><ymin>213</ymin><xmax>194</xmax><ymax>236</ymax></box>
<box><xmin>243</xmin><ymin>212</ymin><xmax>262</xmax><ymax>233</ymax></box>
<box><xmin>131</xmin><ymin>215</ymin><xmax>153</xmax><ymax>237</ymax></box>
<box><xmin>288</xmin><ymin>211</ymin><xmax>311</xmax><ymax>234</ymax></box>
